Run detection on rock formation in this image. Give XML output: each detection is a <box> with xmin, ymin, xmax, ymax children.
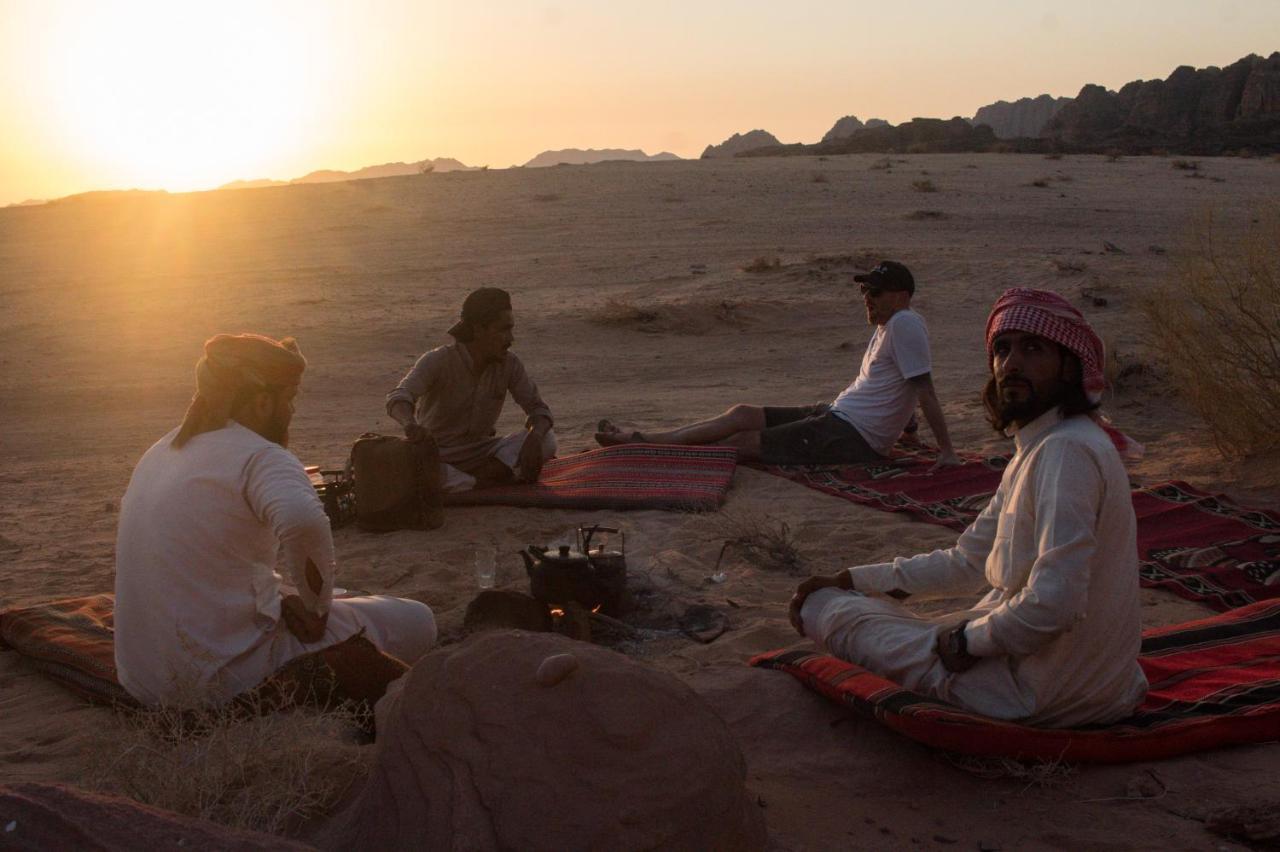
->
<box><xmin>971</xmin><ymin>94</ymin><xmax>1072</xmax><ymax>138</ymax></box>
<box><xmin>0</xmin><ymin>783</ymin><xmax>306</xmax><ymax>851</ymax></box>
<box><xmin>291</xmin><ymin>158</ymin><xmax>474</xmax><ymax>183</ymax></box>
<box><xmin>700</xmin><ymin>129</ymin><xmax>781</xmax><ymax>158</ymax></box>
<box><xmin>820</xmin><ymin>115</ymin><xmax>889</xmax><ymax>142</ymax></box>
<box><xmin>324</xmin><ymin>631</ymin><xmax>766</xmax><ymax>851</ymax></box>
<box><xmin>1044</xmin><ymin>52</ymin><xmax>1280</xmax><ymax>153</ymax></box>
<box><xmin>522</xmin><ymin>148</ymin><xmax>681</xmax><ymax>168</ymax></box>
<box><xmin>739</xmin><ymin>117</ymin><xmax>997</xmax><ymax>157</ymax></box>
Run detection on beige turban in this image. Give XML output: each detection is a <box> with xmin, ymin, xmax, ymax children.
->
<box><xmin>174</xmin><ymin>333</ymin><xmax>307</xmax><ymax>448</ymax></box>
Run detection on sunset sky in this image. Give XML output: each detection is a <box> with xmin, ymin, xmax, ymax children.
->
<box><xmin>1</xmin><ymin>0</ymin><xmax>1276</xmax><ymax>206</ymax></box>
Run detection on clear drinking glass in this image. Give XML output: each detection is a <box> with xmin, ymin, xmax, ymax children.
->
<box><xmin>475</xmin><ymin>546</ymin><xmax>497</xmax><ymax>590</ymax></box>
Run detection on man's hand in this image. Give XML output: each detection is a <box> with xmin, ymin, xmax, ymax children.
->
<box><xmin>929</xmin><ymin>450</ymin><xmax>963</xmax><ymax>473</ymax></box>
<box><xmin>789</xmin><ymin>570</ymin><xmax>854</xmax><ymax>636</ymax></box>
<box><xmin>935</xmin><ymin>621</ymin><xmax>980</xmax><ymax>673</ymax></box>
<box><xmin>281</xmin><ymin>594</ymin><xmax>328</xmax><ymax>644</ymax></box>
<box><xmin>516</xmin><ymin>430</ymin><xmax>546</xmax><ymax>482</ymax></box>
<box><xmin>403</xmin><ymin>421</ymin><xmax>429</xmax><ymax>443</ymax></box>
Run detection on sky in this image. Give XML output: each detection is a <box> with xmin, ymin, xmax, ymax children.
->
<box><xmin>1</xmin><ymin>0</ymin><xmax>1277</xmax><ymax>206</ymax></box>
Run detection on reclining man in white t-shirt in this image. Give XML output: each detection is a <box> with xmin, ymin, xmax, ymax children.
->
<box><xmin>595</xmin><ymin>261</ymin><xmax>960</xmax><ymax>469</ymax></box>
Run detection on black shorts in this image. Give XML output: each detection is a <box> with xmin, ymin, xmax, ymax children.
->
<box><xmin>759</xmin><ymin>403</ymin><xmax>883</xmax><ymax>465</ymax></box>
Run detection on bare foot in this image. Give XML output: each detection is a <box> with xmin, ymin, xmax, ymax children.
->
<box><xmin>594</xmin><ymin>419</ymin><xmax>645</xmax><ymax>447</ymax></box>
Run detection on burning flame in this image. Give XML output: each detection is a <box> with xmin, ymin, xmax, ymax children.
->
<box><xmin>591</xmin><ymin>605</ymin><xmax>602</xmax><ymax>613</ymax></box>
<box><xmin>549</xmin><ymin>607</ymin><xmax>565</xmax><ymax>617</ymax></box>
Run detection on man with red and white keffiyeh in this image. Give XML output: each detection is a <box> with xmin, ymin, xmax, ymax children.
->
<box><xmin>788</xmin><ymin>289</ymin><xmax>1148</xmax><ymax>727</ymax></box>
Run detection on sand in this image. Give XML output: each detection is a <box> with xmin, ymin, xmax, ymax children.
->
<box><xmin>1</xmin><ymin>153</ymin><xmax>1278</xmax><ymax>848</ymax></box>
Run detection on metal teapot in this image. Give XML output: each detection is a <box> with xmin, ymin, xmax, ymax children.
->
<box><xmin>520</xmin><ymin>525</ymin><xmax>628</xmax><ymax>615</ymax></box>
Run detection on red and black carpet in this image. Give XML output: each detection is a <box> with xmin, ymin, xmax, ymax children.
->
<box><xmin>444</xmin><ymin>443</ymin><xmax>738</xmax><ymax>511</ymax></box>
<box><xmin>755</xmin><ymin>447</ymin><xmax>1280</xmax><ymax>610</ymax></box>
<box><xmin>751</xmin><ymin>598</ymin><xmax>1280</xmax><ymax>763</ymax></box>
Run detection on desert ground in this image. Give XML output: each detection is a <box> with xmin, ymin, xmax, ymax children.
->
<box><xmin>2</xmin><ymin>153</ymin><xmax>1278</xmax><ymax>849</ymax></box>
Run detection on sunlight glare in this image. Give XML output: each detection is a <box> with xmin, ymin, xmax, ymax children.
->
<box><xmin>45</xmin><ymin>2</ymin><xmax>325</xmax><ymax>191</ymax></box>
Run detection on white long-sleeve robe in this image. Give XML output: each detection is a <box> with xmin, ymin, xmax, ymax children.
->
<box><xmin>801</xmin><ymin>409</ymin><xmax>1148</xmax><ymax>727</ymax></box>
<box><xmin>114</xmin><ymin>423</ymin><xmax>435</xmax><ymax>705</ymax></box>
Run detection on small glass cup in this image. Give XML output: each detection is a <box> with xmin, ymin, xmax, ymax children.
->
<box><xmin>475</xmin><ymin>546</ymin><xmax>497</xmax><ymax>590</ymax></box>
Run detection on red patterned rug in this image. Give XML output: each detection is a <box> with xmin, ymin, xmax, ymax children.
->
<box><xmin>444</xmin><ymin>443</ymin><xmax>738</xmax><ymax>511</ymax></box>
<box><xmin>751</xmin><ymin>598</ymin><xmax>1280</xmax><ymax>763</ymax></box>
<box><xmin>755</xmin><ymin>447</ymin><xmax>1280</xmax><ymax>611</ymax></box>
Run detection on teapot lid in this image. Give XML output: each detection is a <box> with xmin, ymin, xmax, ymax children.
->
<box><xmin>537</xmin><ymin>544</ymin><xmax>591</xmax><ymax>565</ymax></box>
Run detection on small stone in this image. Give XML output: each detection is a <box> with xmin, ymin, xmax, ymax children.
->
<box><xmin>536</xmin><ymin>653</ymin><xmax>579</xmax><ymax>687</ymax></box>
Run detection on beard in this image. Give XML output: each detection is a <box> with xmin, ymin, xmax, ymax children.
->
<box><xmin>996</xmin><ymin>378</ymin><xmax>1065</xmax><ymax>426</ymax></box>
<box><xmin>261</xmin><ymin>406</ymin><xmax>291</xmax><ymax>447</ymax></box>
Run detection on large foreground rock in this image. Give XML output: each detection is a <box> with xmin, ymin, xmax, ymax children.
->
<box><xmin>0</xmin><ymin>783</ymin><xmax>307</xmax><ymax>850</ymax></box>
<box><xmin>325</xmin><ymin>631</ymin><xmax>765</xmax><ymax>851</ymax></box>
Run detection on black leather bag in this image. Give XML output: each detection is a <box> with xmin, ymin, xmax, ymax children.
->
<box><xmin>348</xmin><ymin>433</ymin><xmax>444</xmax><ymax>531</ymax></box>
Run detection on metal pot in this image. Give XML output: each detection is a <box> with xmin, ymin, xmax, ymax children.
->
<box><xmin>520</xmin><ymin>526</ymin><xmax>629</xmax><ymax>615</ymax></box>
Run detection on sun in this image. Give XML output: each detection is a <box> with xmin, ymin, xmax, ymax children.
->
<box><xmin>41</xmin><ymin>2</ymin><xmax>327</xmax><ymax>191</ymax></box>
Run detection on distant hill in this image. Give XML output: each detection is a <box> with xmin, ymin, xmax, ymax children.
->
<box><xmin>736</xmin><ymin>117</ymin><xmax>997</xmax><ymax>157</ymax></box>
<box><xmin>217</xmin><ymin>157</ymin><xmax>476</xmax><ymax>191</ymax></box>
<box><xmin>701</xmin><ymin>130</ymin><xmax>781</xmax><ymax>158</ymax></box>
<box><xmin>1043</xmin><ymin>52</ymin><xmax>1280</xmax><ymax>154</ymax></box>
<box><xmin>290</xmin><ymin>158</ymin><xmax>475</xmax><ymax>184</ymax></box>
<box><xmin>970</xmin><ymin>95</ymin><xmax>1072</xmax><ymax>139</ymax></box>
<box><xmin>522</xmin><ymin>148</ymin><xmax>681</xmax><ymax>168</ymax></box>
<box><xmin>5</xmin><ymin>198</ymin><xmax>48</xmax><ymax>208</ymax></box>
<box><xmin>219</xmin><ymin>179</ymin><xmax>287</xmax><ymax>190</ymax></box>
<box><xmin>821</xmin><ymin>116</ymin><xmax>888</xmax><ymax>142</ymax></box>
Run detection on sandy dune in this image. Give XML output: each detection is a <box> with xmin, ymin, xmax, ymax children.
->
<box><xmin>2</xmin><ymin>154</ymin><xmax>1278</xmax><ymax>848</ymax></box>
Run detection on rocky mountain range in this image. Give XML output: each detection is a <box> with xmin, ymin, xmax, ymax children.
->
<box><xmin>820</xmin><ymin>115</ymin><xmax>888</xmax><ymax>142</ymax></box>
<box><xmin>521</xmin><ymin>149</ymin><xmax>681</xmax><ymax>168</ymax></box>
<box><xmin>219</xmin><ymin>157</ymin><xmax>476</xmax><ymax>191</ymax></box>
<box><xmin>731</xmin><ymin>118</ymin><xmax>996</xmax><ymax>158</ymax></box>
<box><xmin>970</xmin><ymin>95</ymin><xmax>1072</xmax><ymax>139</ymax></box>
<box><xmin>1044</xmin><ymin>52</ymin><xmax>1280</xmax><ymax>153</ymax></box>
<box><xmin>701</xmin><ymin>130</ymin><xmax>781</xmax><ymax>158</ymax></box>
<box><xmin>702</xmin><ymin>52</ymin><xmax>1280</xmax><ymax>157</ymax></box>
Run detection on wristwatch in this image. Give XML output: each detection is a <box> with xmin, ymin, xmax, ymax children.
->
<box><xmin>945</xmin><ymin>620</ymin><xmax>970</xmax><ymax>658</ymax></box>
<box><xmin>941</xmin><ymin>619</ymin><xmax>980</xmax><ymax>673</ymax></box>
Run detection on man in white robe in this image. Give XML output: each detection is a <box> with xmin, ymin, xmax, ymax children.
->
<box><xmin>789</xmin><ymin>289</ymin><xmax>1147</xmax><ymax>727</ymax></box>
<box><xmin>115</xmin><ymin>333</ymin><xmax>437</xmax><ymax>706</ymax></box>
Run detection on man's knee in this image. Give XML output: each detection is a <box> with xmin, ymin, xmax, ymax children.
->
<box><xmin>726</xmin><ymin>404</ymin><xmax>766</xmax><ymax>431</ymax></box>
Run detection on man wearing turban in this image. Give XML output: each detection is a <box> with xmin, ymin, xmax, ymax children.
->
<box><xmin>114</xmin><ymin>334</ymin><xmax>437</xmax><ymax>707</ymax></box>
<box><xmin>386</xmin><ymin>287</ymin><xmax>557</xmax><ymax>491</ymax></box>
<box><xmin>788</xmin><ymin>289</ymin><xmax>1147</xmax><ymax>727</ymax></box>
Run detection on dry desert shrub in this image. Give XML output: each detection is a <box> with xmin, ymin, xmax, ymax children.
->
<box><xmin>905</xmin><ymin>209</ymin><xmax>947</xmax><ymax>220</ymax></box>
<box><xmin>947</xmin><ymin>753</ymin><xmax>1076</xmax><ymax>789</ymax></box>
<box><xmin>594</xmin><ymin>298</ymin><xmax>660</xmax><ymax>326</ymax></box>
<box><xmin>1171</xmin><ymin>160</ymin><xmax>1199</xmax><ymax>171</ymax></box>
<box><xmin>1043</xmin><ymin>152</ymin><xmax>1064</xmax><ymax>161</ymax></box>
<box><xmin>1142</xmin><ymin>207</ymin><xmax>1280</xmax><ymax>456</ymax></box>
<box><xmin>86</xmin><ymin>696</ymin><xmax>373</xmax><ymax>836</ymax></box>
<box><xmin>869</xmin><ymin>157</ymin><xmax>892</xmax><ymax>170</ymax></box>
<box><xmin>1028</xmin><ymin>178</ymin><xmax>1051</xmax><ymax>188</ymax></box>
<box><xmin>911</xmin><ymin>179</ymin><xmax>938</xmax><ymax>193</ymax></box>
<box><xmin>710</xmin><ymin>510</ymin><xmax>804</xmax><ymax>573</ymax></box>
<box><xmin>742</xmin><ymin>255</ymin><xmax>781</xmax><ymax>273</ymax></box>
<box><xmin>811</xmin><ymin>172</ymin><xmax>829</xmax><ymax>184</ymax></box>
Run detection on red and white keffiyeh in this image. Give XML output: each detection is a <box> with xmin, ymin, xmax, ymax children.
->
<box><xmin>985</xmin><ymin>288</ymin><xmax>1142</xmax><ymax>459</ymax></box>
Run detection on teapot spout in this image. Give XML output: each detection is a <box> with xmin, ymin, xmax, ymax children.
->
<box><xmin>520</xmin><ymin>549</ymin><xmax>536</xmax><ymax>576</ymax></box>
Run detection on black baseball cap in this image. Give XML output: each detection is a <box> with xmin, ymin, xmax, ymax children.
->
<box><xmin>854</xmin><ymin>261</ymin><xmax>915</xmax><ymax>295</ymax></box>
<box><xmin>448</xmin><ymin>287</ymin><xmax>512</xmax><ymax>340</ymax></box>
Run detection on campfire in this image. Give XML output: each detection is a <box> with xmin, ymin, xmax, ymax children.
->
<box><xmin>463</xmin><ymin>524</ymin><xmax>728</xmax><ymax>650</ymax></box>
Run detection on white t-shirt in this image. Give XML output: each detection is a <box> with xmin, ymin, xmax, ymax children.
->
<box><xmin>829</xmin><ymin>308</ymin><xmax>932</xmax><ymax>454</ymax></box>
